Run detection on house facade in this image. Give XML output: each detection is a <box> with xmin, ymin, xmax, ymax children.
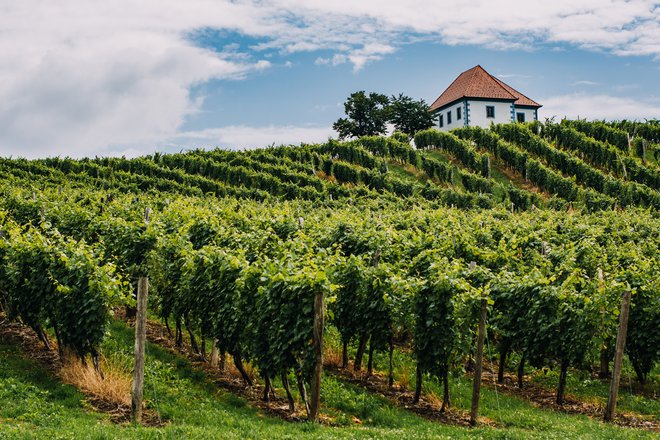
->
<box><xmin>430</xmin><ymin>65</ymin><xmax>541</xmax><ymax>131</ymax></box>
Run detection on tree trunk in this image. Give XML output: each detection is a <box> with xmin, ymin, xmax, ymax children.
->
<box><xmin>281</xmin><ymin>372</ymin><xmax>295</xmax><ymax>412</ymax></box>
<box><xmin>175</xmin><ymin>318</ymin><xmax>183</xmax><ymax>348</ymax></box>
<box><xmin>413</xmin><ymin>364</ymin><xmax>423</xmax><ymax>404</ymax></box>
<box><xmin>296</xmin><ymin>374</ymin><xmax>310</xmax><ymax>416</ymax></box>
<box><xmin>342</xmin><ymin>340</ymin><xmax>349</xmax><ymax>369</ymax></box>
<box><xmin>233</xmin><ymin>353</ymin><xmax>253</xmax><ymax>386</ymax></box>
<box><xmin>200</xmin><ymin>335</ymin><xmax>206</xmax><ymax>361</ymax></box>
<box><xmin>366</xmin><ymin>337</ymin><xmax>375</xmax><ymax>378</ymax></box>
<box><xmin>599</xmin><ymin>348</ymin><xmax>610</xmax><ymax>379</ymax></box>
<box><xmin>517</xmin><ymin>353</ymin><xmax>526</xmax><ymax>388</ymax></box>
<box><xmin>354</xmin><ymin>333</ymin><xmax>368</xmax><ymax>371</ymax></box>
<box><xmin>220</xmin><ymin>349</ymin><xmax>226</xmax><ymax>372</ymax></box>
<box><xmin>34</xmin><ymin>324</ymin><xmax>51</xmax><ymax>350</ymax></box>
<box><xmin>164</xmin><ymin>318</ymin><xmax>172</xmax><ymax>338</ymax></box>
<box><xmin>631</xmin><ymin>360</ymin><xmax>646</xmax><ymax>385</ymax></box>
<box><xmin>91</xmin><ymin>348</ymin><xmax>104</xmax><ymax>380</ymax></box>
<box><xmin>556</xmin><ymin>359</ymin><xmax>569</xmax><ymax>405</ymax></box>
<box><xmin>184</xmin><ymin>315</ymin><xmax>200</xmax><ymax>354</ymax></box>
<box><xmin>388</xmin><ymin>336</ymin><xmax>394</xmax><ymax>388</ymax></box>
<box><xmin>269</xmin><ymin>380</ymin><xmax>277</xmax><ymax>401</ymax></box>
<box><xmin>498</xmin><ymin>345</ymin><xmax>509</xmax><ymax>384</ymax></box>
<box><xmin>262</xmin><ymin>376</ymin><xmax>272</xmax><ymax>402</ymax></box>
<box><xmin>441</xmin><ymin>368</ymin><xmax>451</xmax><ymax>412</ymax></box>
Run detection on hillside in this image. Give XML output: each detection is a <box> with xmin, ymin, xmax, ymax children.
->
<box><xmin>0</xmin><ymin>119</ymin><xmax>658</xmax><ymax>439</ymax></box>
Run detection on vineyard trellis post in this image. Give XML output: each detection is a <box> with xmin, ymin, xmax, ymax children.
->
<box><xmin>470</xmin><ymin>298</ymin><xmax>487</xmax><ymax>426</ymax></box>
<box><xmin>210</xmin><ymin>339</ymin><xmax>220</xmax><ymax>367</ymax></box>
<box><xmin>131</xmin><ymin>276</ymin><xmax>149</xmax><ymax>424</ymax></box>
<box><xmin>604</xmin><ymin>290</ymin><xmax>631</xmax><ymax>422</ymax></box>
<box><xmin>309</xmin><ymin>290</ymin><xmax>324</xmax><ymax>422</ymax></box>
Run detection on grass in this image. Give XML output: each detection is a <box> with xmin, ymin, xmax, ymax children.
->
<box><xmin>323</xmin><ymin>327</ymin><xmax>658</xmax><ymax>439</ymax></box>
<box><xmin>0</xmin><ymin>321</ymin><xmax>657</xmax><ymax>439</ymax></box>
<box><xmin>386</xmin><ymin>161</ymin><xmax>429</xmax><ymax>184</ymax></box>
<box><xmin>529</xmin><ymin>362</ymin><xmax>659</xmax><ymax>421</ymax></box>
<box><xmin>59</xmin><ymin>353</ymin><xmax>132</xmax><ymax>408</ymax></box>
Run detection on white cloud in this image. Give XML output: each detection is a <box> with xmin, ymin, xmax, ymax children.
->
<box><xmin>540</xmin><ymin>93</ymin><xmax>660</xmax><ymax>121</ymax></box>
<box><xmin>10</xmin><ymin>123</ymin><xmax>336</xmax><ymax>159</ymax></box>
<box><xmin>160</xmin><ymin>124</ymin><xmax>336</xmax><ymax>152</ymax></box>
<box><xmin>0</xmin><ymin>1</ymin><xmax>659</xmax><ymax>158</ymax></box>
<box><xmin>571</xmin><ymin>80</ymin><xmax>600</xmax><ymax>86</ymax></box>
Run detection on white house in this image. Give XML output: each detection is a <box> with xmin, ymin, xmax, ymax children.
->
<box><xmin>429</xmin><ymin>65</ymin><xmax>541</xmax><ymax>131</ymax></box>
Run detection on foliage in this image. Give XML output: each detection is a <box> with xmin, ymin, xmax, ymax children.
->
<box><xmin>388</xmin><ymin>94</ymin><xmax>435</xmax><ymax>137</ymax></box>
<box><xmin>333</xmin><ymin>91</ymin><xmax>390</xmax><ymax>139</ymax></box>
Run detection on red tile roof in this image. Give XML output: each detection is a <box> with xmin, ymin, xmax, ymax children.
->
<box><xmin>430</xmin><ymin>65</ymin><xmax>541</xmax><ymax>110</ymax></box>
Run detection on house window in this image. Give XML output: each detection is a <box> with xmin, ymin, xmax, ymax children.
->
<box><xmin>486</xmin><ymin>106</ymin><xmax>495</xmax><ymax>118</ymax></box>
<box><xmin>439</xmin><ymin>114</ymin><xmax>444</xmax><ymax>128</ymax></box>
<box><xmin>516</xmin><ymin>112</ymin><xmax>525</xmax><ymax>123</ymax></box>
<box><xmin>457</xmin><ymin>107</ymin><xmax>462</xmax><ymax>120</ymax></box>
<box><xmin>447</xmin><ymin>111</ymin><xmax>452</xmax><ymax>124</ymax></box>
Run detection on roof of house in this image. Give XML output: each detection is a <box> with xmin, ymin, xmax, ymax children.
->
<box><xmin>430</xmin><ymin>65</ymin><xmax>541</xmax><ymax>111</ymax></box>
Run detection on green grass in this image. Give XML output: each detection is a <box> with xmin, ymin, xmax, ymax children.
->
<box><xmin>324</xmin><ymin>328</ymin><xmax>657</xmax><ymax>439</ymax></box>
<box><xmin>386</xmin><ymin>161</ymin><xmax>429</xmax><ymax>184</ymax></box>
<box><xmin>0</xmin><ymin>322</ymin><xmax>657</xmax><ymax>439</ymax></box>
<box><xmin>530</xmin><ymin>362</ymin><xmax>659</xmax><ymax>421</ymax></box>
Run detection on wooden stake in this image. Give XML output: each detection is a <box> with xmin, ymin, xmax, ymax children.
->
<box><xmin>131</xmin><ymin>276</ymin><xmax>149</xmax><ymax>424</ymax></box>
<box><xmin>604</xmin><ymin>290</ymin><xmax>632</xmax><ymax>422</ymax></box>
<box><xmin>641</xmin><ymin>139</ymin><xmax>647</xmax><ymax>165</ymax></box>
<box><xmin>210</xmin><ymin>339</ymin><xmax>219</xmax><ymax>367</ymax></box>
<box><xmin>470</xmin><ymin>298</ymin><xmax>487</xmax><ymax>426</ymax></box>
<box><xmin>309</xmin><ymin>291</ymin><xmax>324</xmax><ymax>422</ymax></box>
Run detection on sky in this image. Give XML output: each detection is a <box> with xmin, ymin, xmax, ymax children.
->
<box><xmin>0</xmin><ymin>0</ymin><xmax>659</xmax><ymax>159</ymax></box>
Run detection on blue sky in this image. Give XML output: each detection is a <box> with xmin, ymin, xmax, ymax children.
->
<box><xmin>1</xmin><ymin>1</ymin><xmax>659</xmax><ymax>158</ymax></box>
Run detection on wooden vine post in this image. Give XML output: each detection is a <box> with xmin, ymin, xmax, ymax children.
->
<box><xmin>210</xmin><ymin>339</ymin><xmax>220</xmax><ymax>367</ymax></box>
<box><xmin>309</xmin><ymin>290</ymin><xmax>324</xmax><ymax>422</ymax></box>
<box><xmin>604</xmin><ymin>290</ymin><xmax>632</xmax><ymax>422</ymax></box>
<box><xmin>470</xmin><ymin>297</ymin><xmax>487</xmax><ymax>426</ymax></box>
<box><xmin>131</xmin><ymin>206</ymin><xmax>151</xmax><ymax>424</ymax></box>
<box><xmin>131</xmin><ymin>276</ymin><xmax>149</xmax><ymax>423</ymax></box>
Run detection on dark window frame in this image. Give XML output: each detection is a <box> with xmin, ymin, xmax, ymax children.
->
<box><xmin>439</xmin><ymin>113</ymin><xmax>444</xmax><ymax>128</ymax></box>
<box><xmin>457</xmin><ymin>107</ymin><xmax>462</xmax><ymax>120</ymax></box>
<box><xmin>516</xmin><ymin>112</ymin><xmax>525</xmax><ymax>123</ymax></box>
<box><xmin>447</xmin><ymin>110</ymin><xmax>452</xmax><ymax>124</ymax></box>
<box><xmin>486</xmin><ymin>105</ymin><xmax>495</xmax><ymax>118</ymax></box>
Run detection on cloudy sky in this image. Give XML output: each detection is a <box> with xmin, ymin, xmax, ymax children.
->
<box><xmin>1</xmin><ymin>0</ymin><xmax>659</xmax><ymax>159</ymax></box>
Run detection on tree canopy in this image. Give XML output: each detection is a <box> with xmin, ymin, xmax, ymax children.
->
<box><xmin>388</xmin><ymin>94</ymin><xmax>436</xmax><ymax>137</ymax></box>
<box><xmin>333</xmin><ymin>91</ymin><xmax>435</xmax><ymax>139</ymax></box>
<box><xmin>333</xmin><ymin>91</ymin><xmax>390</xmax><ymax>139</ymax></box>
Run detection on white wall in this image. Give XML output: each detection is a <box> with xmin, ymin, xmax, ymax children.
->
<box><xmin>435</xmin><ymin>101</ymin><xmax>467</xmax><ymax>132</ymax></box>
<box><xmin>466</xmin><ymin>100</ymin><xmax>513</xmax><ymax>128</ymax></box>
<box><xmin>513</xmin><ymin>107</ymin><xmax>537</xmax><ymax>123</ymax></box>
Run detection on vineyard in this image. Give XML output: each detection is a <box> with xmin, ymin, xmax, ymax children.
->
<box><xmin>0</xmin><ymin>119</ymin><xmax>658</xmax><ymax>439</ymax></box>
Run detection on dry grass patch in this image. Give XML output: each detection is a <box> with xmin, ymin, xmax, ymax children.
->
<box><xmin>396</xmin><ymin>364</ymin><xmax>413</xmax><ymax>390</ymax></box>
<box><xmin>59</xmin><ymin>354</ymin><xmax>132</xmax><ymax>408</ymax></box>
<box><xmin>424</xmin><ymin>390</ymin><xmax>442</xmax><ymax>408</ymax></box>
<box><xmin>323</xmin><ymin>345</ymin><xmax>344</xmax><ymax>369</ymax></box>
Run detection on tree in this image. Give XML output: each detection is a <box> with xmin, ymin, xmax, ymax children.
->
<box><xmin>388</xmin><ymin>94</ymin><xmax>435</xmax><ymax>137</ymax></box>
<box><xmin>333</xmin><ymin>91</ymin><xmax>390</xmax><ymax>139</ymax></box>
